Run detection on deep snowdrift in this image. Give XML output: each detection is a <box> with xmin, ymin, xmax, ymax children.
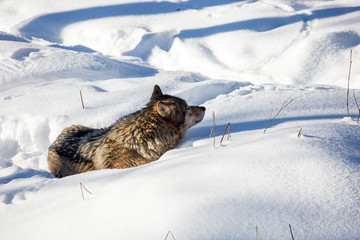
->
<box><xmin>0</xmin><ymin>0</ymin><xmax>359</xmax><ymax>239</ymax></box>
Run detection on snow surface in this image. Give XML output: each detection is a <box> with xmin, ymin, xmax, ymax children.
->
<box><xmin>0</xmin><ymin>0</ymin><xmax>360</xmax><ymax>239</ymax></box>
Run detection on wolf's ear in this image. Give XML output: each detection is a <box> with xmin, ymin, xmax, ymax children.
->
<box><xmin>151</xmin><ymin>85</ymin><xmax>163</xmax><ymax>99</ymax></box>
<box><xmin>156</xmin><ymin>101</ymin><xmax>174</xmax><ymax>119</ymax></box>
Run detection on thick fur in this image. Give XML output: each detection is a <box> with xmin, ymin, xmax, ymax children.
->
<box><xmin>47</xmin><ymin>85</ymin><xmax>206</xmax><ymax>178</ymax></box>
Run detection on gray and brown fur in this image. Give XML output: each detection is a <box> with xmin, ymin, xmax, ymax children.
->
<box><xmin>47</xmin><ymin>85</ymin><xmax>206</xmax><ymax>178</ymax></box>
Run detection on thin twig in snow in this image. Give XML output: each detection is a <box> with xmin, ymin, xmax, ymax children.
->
<box><xmin>289</xmin><ymin>224</ymin><xmax>295</xmax><ymax>240</ymax></box>
<box><xmin>220</xmin><ymin>123</ymin><xmax>231</xmax><ymax>144</ymax></box>
<box><xmin>353</xmin><ymin>90</ymin><xmax>360</xmax><ymax>123</ymax></box>
<box><xmin>347</xmin><ymin>49</ymin><xmax>353</xmax><ymax>117</ymax></box>
<box><xmin>80</xmin><ymin>182</ymin><xmax>92</xmax><ymax>200</ymax></box>
<box><xmin>227</xmin><ymin>123</ymin><xmax>231</xmax><ymax>141</ymax></box>
<box><xmin>164</xmin><ymin>231</ymin><xmax>176</xmax><ymax>240</ymax></box>
<box><xmin>255</xmin><ymin>226</ymin><xmax>258</xmax><ymax>240</ymax></box>
<box><xmin>297</xmin><ymin>128</ymin><xmax>302</xmax><ymax>138</ymax></box>
<box><xmin>80</xmin><ymin>90</ymin><xmax>85</xmax><ymax>109</ymax></box>
<box><xmin>264</xmin><ymin>94</ymin><xmax>304</xmax><ymax>134</ymax></box>
<box><xmin>210</xmin><ymin>111</ymin><xmax>215</xmax><ymax>147</ymax></box>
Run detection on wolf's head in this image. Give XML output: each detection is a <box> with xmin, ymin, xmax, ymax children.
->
<box><xmin>148</xmin><ymin>85</ymin><xmax>206</xmax><ymax>130</ymax></box>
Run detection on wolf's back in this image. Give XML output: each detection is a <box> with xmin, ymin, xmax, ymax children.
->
<box><xmin>47</xmin><ymin>125</ymin><xmax>107</xmax><ymax>177</ymax></box>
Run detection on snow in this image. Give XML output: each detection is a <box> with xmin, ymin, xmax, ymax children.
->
<box><xmin>0</xmin><ymin>0</ymin><xmax>359</xmax><ymax>239</ymax></box>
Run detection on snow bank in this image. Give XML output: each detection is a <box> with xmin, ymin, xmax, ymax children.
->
<box><xmin>0</xmin><ymin>36</ymin><xmax>157</xmax><ymax>89</ymax></box>
<box><xmin>55</xmin><ymin>1</ymin><xmax>360</xmax><ymax>87</ymax></box>
<box><xmin>1</xmin><ymin>119</ymin><xmax>359</xmax><ymax>239</ymax></box>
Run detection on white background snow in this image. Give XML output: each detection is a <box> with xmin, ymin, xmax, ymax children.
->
<box><xmin>0</xmin><ymin>0</ymin><xmax>359</xmax><ymax>239</ymax></box>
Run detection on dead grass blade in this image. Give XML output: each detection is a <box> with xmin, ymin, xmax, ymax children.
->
<box><xmin>80</xmin><ymin>182</ymin><xmax>92</xmax><ymax>200</ymax></box>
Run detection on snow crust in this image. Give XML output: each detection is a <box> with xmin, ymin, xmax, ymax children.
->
<box><xmin>0</xmin><ymin>0</ymin><xmax>359</xmax><ymax>239</ymax></box>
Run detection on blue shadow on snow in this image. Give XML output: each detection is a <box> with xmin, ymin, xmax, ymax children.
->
<box><xmin>18</xmin><ymin>2</ymin><xmax>360</xmax><ymax>43</ymax></box>
<box><xmin>0</xmin><ymin>168</ymin><xmax>52</xmax><ymax>184</ymax></box>
<box><xmin>18</xmin><ymin>0</ymin><xmax>244</xmax><ymax>42</ymax></box>
<box><xmin>176</xmin><ymin>6</ymin><xmax>360</xmax><ymax>38</ymax></box>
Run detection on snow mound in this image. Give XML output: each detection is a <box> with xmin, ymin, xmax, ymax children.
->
<box><xmin>0</xmin><ymin>34</ymin><xmax>157</xmax><ymax>88</ymax></box>
<box><xmin>1</xmin><ymin>119</ymin><xmax>359</xmax><ymax>239</ymax></box>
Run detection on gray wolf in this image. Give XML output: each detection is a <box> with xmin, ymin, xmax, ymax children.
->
<box><xmin>47</xmin><ymin>85</ymin><xmax>206</xmax><ymax>178</ymax></box>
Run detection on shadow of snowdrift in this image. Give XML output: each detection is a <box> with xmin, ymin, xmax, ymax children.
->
<box><xmin>18</xmin><ymin>3</ymin><xmax>360</xmax><ymax>44</ymax></box>
<box><xmin>187</xmin><ymin>114</ymin><xmax>360</xmax><ymax>165</ymax></box>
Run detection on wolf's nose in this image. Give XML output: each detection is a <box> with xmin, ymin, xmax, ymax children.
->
<box><xmin>200</xmin><ymin>106</ymin><xmax>206</xmax><ymax>111</ymax></box>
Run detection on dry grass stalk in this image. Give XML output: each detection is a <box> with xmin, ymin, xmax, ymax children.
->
<box><xmin>210</xmin><ymin>111</ymin><xmax>215</xmax><ymax>147</ymax></box>
<box><xmin>255</xmin><ymin>226</ymin><xmax>258</xmax><ymax>240</ymax></box>
<box><xmin>297</xmin><ymin>128</ymin><xmax>302</xmax><ymax>138</ymax></box>
<box><xmin>264</xmin><ymin>94</ymin><xmax>304</xmax><ymax>134</ymax></box>
<box><xmin>220</xmin><ymin>123</ymin><xmax>231</xmax><ymax>143</ymax></box>
<box><xmin>80</xmin><ymin>90</ymin><xmax>85</xmax><ymax>109</ymax></box>
<box><xmin>164</xmin><ymin>231</ymin><xmax>176</xmax><ymax>240</ymax></box>
<box><xmin>353</xmin><ymin>90</ymin><xmax>360</xmax><ymax>123</ymax></box>
<box><xmin>227</xmin><ymin>123</ymin><xmax>231</xmax><ymax>141</ymax></box>
<box><xmin>347</xmin><ymin>49</ymin><xmax>353</xmax><ymax>117</ymax></box>
<box><xmin>80</xmin><ymin>182</ymin><xmax>92</xmax><ymax>200</ymax></box>
<box><xmin>289</xmin><ymin>224</ymin><xmax>295</xmax><ymax>240</ymax></box>
<box><xmin>213</xmin><ymin>112</ymin><xmax>215</xmax><ymax>147</ymax></box>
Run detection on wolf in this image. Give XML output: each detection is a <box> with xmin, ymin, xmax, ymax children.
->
<box><xmin>47</xmin><ymin>85</ymin><xmax>206</xmax><ymax>178</ymax></box>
